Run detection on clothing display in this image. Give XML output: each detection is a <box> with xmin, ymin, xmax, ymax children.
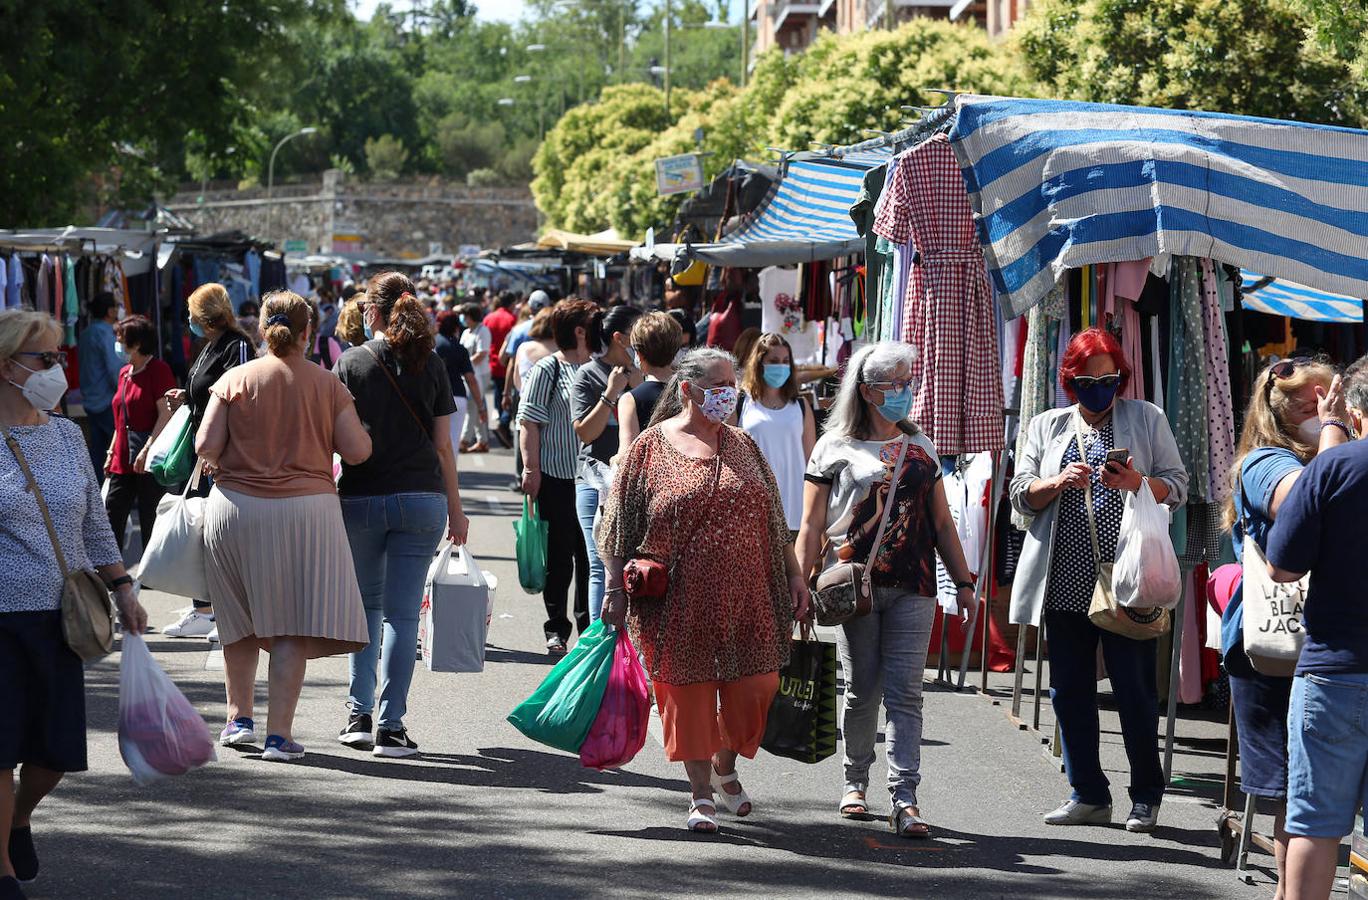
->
<box><xmin>757</xmin><ymin>266</ymin><xmax>817</xmax><ymax>365</ymax></box>
<box><xmin>935</xmin><ymin>453</ymin><xmax>992</xmax><ymax>613</ymax></box>
<box><xmin>1167</xmin><ymin>259</ymin><xmax>1211</xmax><ymax>503</ymax></box>
<box><xmin>1200</xmin><ymin>261</ymin><xmax>1237</xmax><ymax>504</ymax></box>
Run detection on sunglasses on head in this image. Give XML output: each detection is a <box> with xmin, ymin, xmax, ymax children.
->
<box><xmin>14</xmin><ymin>351</ymin><xmax>67</xmax><ymax>370</ymax></box>
<box><xmin>1264</xmin><ymin>356</ymin><xmax>1329</xmax><ymax>395</ymax></box>
<box><xmin>1071</xmin><ymin>373</ymin><xmax>1121</xmax><ymax>390</ymax></box>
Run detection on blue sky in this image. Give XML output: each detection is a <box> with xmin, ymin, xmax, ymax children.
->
<box><xmin>351</xmin><ymin>0</ymin><xmax>741</xmax><ymax>26</ymax></box>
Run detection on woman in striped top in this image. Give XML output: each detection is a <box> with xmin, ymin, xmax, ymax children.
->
<box><xmin>518</xmin><ymin>298</ymin><xmax>597</xmax><ymax>656</ymax></box>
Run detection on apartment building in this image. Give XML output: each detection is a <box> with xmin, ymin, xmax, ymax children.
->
<box><xmin>751</xmin><ymin>0</ymin><xmax>1029</xmax><ymax>57</ymax></box>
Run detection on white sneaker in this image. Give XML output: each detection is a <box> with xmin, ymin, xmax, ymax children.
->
<box><xmin>206</xmin><ymin>626</ymin><xmax>220</xmax><ymax>644</ymax></box>
<box><xmin>163</xmin><ymin>610</ymin><xmax>215</xmax><ymax>638</ymax></box>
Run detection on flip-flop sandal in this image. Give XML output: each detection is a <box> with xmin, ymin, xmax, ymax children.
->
<box><xmin>840</xmin><ymin>791</ymin><xmax>869</xmax><ymax>818</ymax></box>
<box><xmin>687</xmin><ymin>798</ymin><xmax>718</xmax><ymax>833</ymax></box>
<box><xmin>890</xmin><ymin>806</ymin><xmax>932</xmax><ymax>839</ymax></box>
<box><xmin>710</xmin><ymin>766</ymin><xmax>753</xmax><ymax>817</ymax></box>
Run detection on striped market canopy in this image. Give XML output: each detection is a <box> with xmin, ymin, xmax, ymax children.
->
<box><xmin>1241</xmin><ymin>273</ymin><xmax>1365</xmax><ymax>323</ymax></box>
<box><xmin>950</xmin><ymin>96</ymin><xmax>1368</xmax><ymax>318</ymax></box>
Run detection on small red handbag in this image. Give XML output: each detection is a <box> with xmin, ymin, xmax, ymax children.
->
<box><xmin>623</xmin><ymin>557</ymin><xmax>669</xmax><ymax>602</ymax></box>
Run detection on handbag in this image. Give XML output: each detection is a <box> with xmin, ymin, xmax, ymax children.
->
<box><xmin>623</xmin><ymin>432</ymin><xmax>723</xmax><ymax>604</ymax></box>
<box><xmin>1075</xmin><ymin>415</ymin><xmax>1170</xmax><ymax>641</ymax></box>
<box><xmin>136</xmin><ymin>462</ymin><xmax>208</xmax><ymax>599</ymax></box>
<box><xmin>761</xmin><ymin>624</ymin><xmax>839</xmax><ymax>764</ymax></box>
<box><xmin>1</xmin><ymin>421</ymin><xmax>115</xmax><ymax>661</ymax></box>
<box><xmin>1236</xmin><ymin>476</ymin><xmax>1305</xmax><ymax>676</ymax></box>
<box><xmin>810</xmin><ymin>436</ymin><xmax>910</xmax><ymax>627</ymax></box>
<box><xmin>120</xmin><ymin>370</ymin><xmax>151</xmax><ymax>466</ymax></box>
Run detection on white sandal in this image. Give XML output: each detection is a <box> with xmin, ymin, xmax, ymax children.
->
<box><xmin>687</xmin><ymin>798</ymin><xmax>718</xmax><ymax>832</ymax></box>
<box><xmin>710</xmin><ymin>766</ymin><xmax>753</xmax><ymax>817</ymax></box>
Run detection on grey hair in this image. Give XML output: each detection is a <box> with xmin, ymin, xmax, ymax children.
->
<box><xmin>647</xmin><ymin>346</ymin><xmax>737</xmax><ymax>428</ymax></box>
<box><xmin>1346</xmin><ymin>355</ymin><xmax>1368</xmax><ymax>415</ymax></box>
<box><xmin>823</xmin><ymin>341</ymin><xmax>920</xmax><ymax>440</ymax></box>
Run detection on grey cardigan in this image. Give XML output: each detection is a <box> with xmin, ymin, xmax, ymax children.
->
<box><xmin>1008</xmin><ymin>399</ymin><xmax>1189</xmax><ymax>626</ymax></box>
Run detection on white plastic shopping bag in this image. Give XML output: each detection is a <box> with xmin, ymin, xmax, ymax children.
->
<box><xmin>421</xmin><ymin>543</ymin><xmax>492</xmax><ymax>673</ymax></box>
<box><xmin>1112</xmin><ymin>479</ymin><xmax>1182</xmax><ymax>610</ymax></box>
<box><xmin>118</xmin><ymin>634</ymin><xmax>216</xmax><ymax>785</ymax></box>
<box><xmin>135</xmin><ymin>467</ymin><xmax>207</xmax><ymax>599</ymax></box>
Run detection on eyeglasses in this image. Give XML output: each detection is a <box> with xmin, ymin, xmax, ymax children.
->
<box><xmin>1071</xmin><ymin>373</ymin><xmax>1122</xmax><ymax>390</ymax></box>
<box><xmin>865</xmin><ymin>379</ymin><xmax>914</xmax><ymax>393</ymax></box>
<box><xmin>14</xmin><ymin>351</ymin><xmax>67</xmax><ymax>370</ymax></box>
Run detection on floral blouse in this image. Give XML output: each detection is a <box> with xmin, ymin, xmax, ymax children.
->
<box><xmin>599</xmin><ymin>425</ymin><xmax>793</xmax><ymax>685</ymax></box>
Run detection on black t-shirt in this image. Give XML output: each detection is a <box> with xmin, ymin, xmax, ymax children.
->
<box><xmin>187</xmin><ymin>331</ymin><xmax>254</xmax><ymax>436</ymax></box>
<box><xmin>630</xmin><ymin>379</ymin><xmax>666</xmax><ymax>430</ymax></box>
<box><xmin>434</xmin><ymin>334</ymin><xmax>474</xmax><ymax>399</ymax></box>
<box><xmin>334</xmin><ymin>339</ymin><xmax>457</xmax><ymax>497</ymax></box>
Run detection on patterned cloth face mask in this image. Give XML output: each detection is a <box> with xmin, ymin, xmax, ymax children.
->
<box><xmin>695</xmin><ymin>385</ymin><xmax>739</xmax><ymax>423</ymax></box>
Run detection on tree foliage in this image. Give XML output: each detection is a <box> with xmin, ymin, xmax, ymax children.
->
<box><xmin>1285</xmin><ymin>0</ymin><xmax>1368</xmax><ymax>81</ymax></box>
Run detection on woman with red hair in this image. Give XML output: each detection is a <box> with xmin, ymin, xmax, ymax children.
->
<box><xmin>1008</xmin><ymin>327</ymin><xmax>1188</xmax><ymax>834</ymax></box>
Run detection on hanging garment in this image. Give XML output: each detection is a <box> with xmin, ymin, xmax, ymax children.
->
<box><xmin>935</xmin><ymin>453</ymin><xmax>994</xmax><ymax>613</ymax></box>
<box><xmin>1167</xmin><ymin>259</ymin><xmax>1210</xmax><ymax>502</ymax></box>
<box><xmin>102</xmin><ymin>258</ymin><xmax>126</xmax><ymax>309</ymax></box>
<box><xmin>1097</xmin><ymin>260</ymin><xmax>1149</xmax><ymax>401</ymax></box>
<box><xmin>1200</xmin><ymin>260</ymin><xmax>1236</xmax><ymax>504</ymax></box>
<box><xmin>849</xmin><ymin>165</ymin><xmax>887</xmax><ymax>320</ymax></box>
<box><xmin>4</xmin><ymin>253</ymin><xmax>19</xmax><ymax>308</ymax></box>
<box><xmin>872</xmin><ymin>134</ymin><xmax>1003</xmax><ymax>454</ymax></box>
<box><xmin>758</xmin><ymin>265</ymin><xmax>817</xmax><ymax>365</ymax></box>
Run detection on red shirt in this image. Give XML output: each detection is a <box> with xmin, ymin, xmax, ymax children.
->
<box><xmin>109</xmin><ymin>358</ymin><xmax>176</xmax><ymax>476</ymax></box>
<box><xmin>483</xmin><ymin>307</ymin><xmax>517</xmax><ymax>379</ymax></box>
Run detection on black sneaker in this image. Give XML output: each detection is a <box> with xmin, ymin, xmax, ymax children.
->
<box><xmin>374</xmin><ymin>728</ymin><xmax>420</xmax><ymax>758</ymax></box>
<box><xmin>0</xmin><ymin>875</ymin><xmax>27</xmax><ymax>899</ymax></box>
<box><xmin>338</xmin><ymin>713</ymin><xmax>374</xmax><ymax>750</ymax></box>
<box><xmin>7</xmin><ymin>826</ymin><xmax>36</xmax><ymax>884</ymax></box>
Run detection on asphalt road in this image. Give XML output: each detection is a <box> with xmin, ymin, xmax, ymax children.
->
<box><xmin>24</xmin><ymin>446</ymin><xmax>1273</xmax><ymax>899</ymax></box>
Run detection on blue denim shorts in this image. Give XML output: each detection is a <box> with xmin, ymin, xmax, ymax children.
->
<box><xmin>1286</xmin><ymin>672</ymin><xmax>1368</xmax><ymax>838</ymax></box>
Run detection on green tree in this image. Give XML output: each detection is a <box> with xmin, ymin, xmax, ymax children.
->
<box><xmin>1016</xmin><ymin>0</ymin><xmax>1368</xmax><ymax>126</ymax></box>
<box><xmin>365</xmin><ymin>135</ymin><xmax>411</xmax><ymax>179</ymax></box>
<box><xmin>1285</xmin><ymin>0</ymin><xmax>1368</xmax><ymax>81</ymax></box>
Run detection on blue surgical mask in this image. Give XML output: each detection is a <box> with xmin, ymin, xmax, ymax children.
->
<box><xmin>762</xmin><ymin>364</ymin><xmax>791</xmax><ymax>390</ymax></box>
<box><xmin>114</xmin><ymin>341</ymin><xmax>129</xmax><ymax>362</ymax></box>
<box><xmin>188</xmin><ymin>320</ymin><xmax>205</xmax><ymax>338</ymax></box>
<box><xmin>1073</xmin><ymin>380</ymin><xmax>1120</xmax><ymax>414</ymax></box>
<box><xmin>363</xmin><ymin>321</ymin><xmax>374</xmax><ymax>340</ymax></box>
<box><xmin>875</xmin><ymin>385</ymin><xmax>913</xmax><ymax>423</ymax></box>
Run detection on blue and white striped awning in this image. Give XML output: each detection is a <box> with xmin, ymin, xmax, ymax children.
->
<box><xmin>950</xmin><ymin>96</ymin><xmax>1368</xmax><ymax>318</ymax></box>
<box><xmin>1241</xmin><ymin>273</ymin><xmax>1364</xmax><ymax>323</ymax></box>
<box><xmin>683</xmin><ymin>156</ymin><xmax>883</xmax><ymax>266</ymax></box>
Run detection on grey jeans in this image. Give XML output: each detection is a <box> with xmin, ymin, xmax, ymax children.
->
<box><xmin>836</xmin><ymin>587</ymin><xmax>937</xmax><ymax>809</ymax></box>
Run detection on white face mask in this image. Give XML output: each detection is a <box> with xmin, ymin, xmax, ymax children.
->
<box><xmin>1298</xmin><ymin>418</ymin><xmax>1324</xmax><ymax>443</ymax></box>
<box><xmin>627</xmin><ymin>347</ymin><xmax>640</xmax><ymax>369</ymax></box>
<box><xmin>672</xmin><ymin>348</ymin><xmax>688</xmax><ymax>367</ymax></box>
<box><xmin>9</xmin><ymin>360</ymin><xmax>69</xmax><ymax>411</ymax></box>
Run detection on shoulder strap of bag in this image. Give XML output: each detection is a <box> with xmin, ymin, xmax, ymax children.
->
<box><xmin>0</xmin><ymin>420</ymin><xmax>73</xmax><ymax>577</ymax></box>
<box><xmin>862</xmin><ymin>436</ymin><xmax>911</xmax><ymax>591</ymax></box>
<box><xmin>1074</xmin><ymin>413</ymin><xmax>1105</xmax><ymax>570</ymax></box>
<box><xmin>362</xmin><ymin>343</ymin><xmax>432</xmax><ymax>443</ymax></box>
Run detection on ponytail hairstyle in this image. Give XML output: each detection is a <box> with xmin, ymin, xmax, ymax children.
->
<box><xmin>260</xmin><ymin>291</ymin><xmax>312</xmax><ymax>358</ymax></box>
<box><xmin>647</xmin><ymin>346</ymin><xmax>736</xmax><ymax>428</ymax></box>
<box><xmin>598</xmin><ymin>304</ymin><xmax>643</xmax><ymax>356</ymax></box>
<box><xmin>368</xmin><ymin>270</ymin><xmax>434</xmax><ymax>372</ymax></box>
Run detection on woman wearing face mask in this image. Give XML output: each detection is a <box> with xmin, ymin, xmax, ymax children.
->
<box><xmin>740</xmin><ymin>333</ymin><xmax>815</xmax><ymax>537</ymax></box>
<box><xmin>796</xmin><ymin>342</ymin><xmax>976</xmax><ymax>838</ymax></box>
<box><xmin>161</xmin><ymin>284</ymin><xmax>255</xmax><ymax>640</ymax></box>
<box><xmin>617</xmin><ymin>311</ymin><xmax>685</xmax><ymax>452</ymax></box>
<box><xmin>1010</xmin><ymin>328</ymin><xmax>1188</xmax><ymax>834</ymax></box>
<box><xmin>518</xmin><ymin>299</ymin><xmax>598</xmax><ymax>656</ymax></box>
<box><xmin>600</xmin><ymin>348</ymin><xmax>808</xmax><ymax>833</ymax></box>
<box><xmin>1221</xmin><ymin>356</ymin><xmax>1345</xmax><ymax>897</ymax></box>
<box><xmin>570</xmin><ymin>304</ymin><xmax>643</xmax><ymax>622</ymax></box>
<box><xmin>0</xmin><ymin>310</ymin><xmax>148</xmax><ymax>899</ymax></box>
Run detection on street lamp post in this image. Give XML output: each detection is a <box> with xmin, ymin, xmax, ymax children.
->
<box><xmin>663</xmin><ymin>0</ymin><xmax>671</xmax><ymax>119</ymax></box>
<box><xmin>266</xmin><ymin>126</ymin><xmax>318</xmax><ymax>244</ymax></box>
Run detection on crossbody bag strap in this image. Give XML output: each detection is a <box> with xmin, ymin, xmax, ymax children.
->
<box><xmin>862</xmin><ymin>435</ymin><xmax>911</xmax><ymax>592</ymax></box>
<box><xmin>0</xmin><ymin>420</ymin><xmax>73</xmax><ymax>577</ymax></box>
<box><xmin>1074</xmin><ymin>413</ymin><xmax>1105</xmax><ymax>570</ymax></box>
<box><xmin>362</xmin><ymin>343</ymin><xmax>432</xmax><ymax>443</ymax></box>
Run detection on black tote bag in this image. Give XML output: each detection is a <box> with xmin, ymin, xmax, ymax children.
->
<box><xmin>761</xmin><ymin>630</ymin><xmax>838</xmax><ymax>765</ymax></box>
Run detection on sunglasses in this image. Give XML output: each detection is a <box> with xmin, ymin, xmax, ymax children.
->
<box><xmin>1264</xmin><ymin>356</ymin><xmax>1329</xmax><ymax>396</ymax></box>
<box><xmin>1071</xmin><ymin>373</ymin><xmax>1121</xmax><ymax>390</ymax></box>
<box><xmin>14</xmin><ymin>351</ymin><xmax>67</xmax><ymax>370</ymax></box>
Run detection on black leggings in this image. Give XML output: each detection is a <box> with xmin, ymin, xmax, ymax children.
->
<box><xmin>539</xmin><ymin>474</ymin><xmax>588</xmax><ymax>642</ymax></box>
<box><xmin>104</xmin><ymin>472</ymin><xmax>165</xmax><ymax>554</ymax></box>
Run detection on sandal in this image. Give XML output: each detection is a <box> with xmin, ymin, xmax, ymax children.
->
<box><xmin>687</xmin><ymin>798</ymin><xmax>718</xmax><ymax>833</ymax></box>
<box><xmin>840</xmin><ymin>790</ymin><xmax>870</xmax><ymax>819</ymax></box>
<box><xmin>710</xmin><ymin>765</ymin><xmax>753</xmax><ymax>817</ymax></box>
<box><xmin>890</xmin><ymin>805</ymin><xmax>931</xmax><ymax>839</ymax></box>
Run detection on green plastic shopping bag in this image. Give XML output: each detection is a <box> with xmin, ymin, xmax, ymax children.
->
<box><xmin>513</xmin><ymin>496</ymin><xmax>549</xmax><ymax>594</ymax></box>
<box><xmin>507</xmin><ymin>621</ymin><xmax>619</xmax><ymax>753</ymax></box>
<box><xmin>149</xmin><ymin>409</ymin><xmax>196</xmax><ymax>488</ymax></box>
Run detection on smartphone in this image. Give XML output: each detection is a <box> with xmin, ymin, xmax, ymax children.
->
<box><xmin>1106</xmin><ymin>448</ymin><xmax>1129</xmax><ymax>467</ymax></box>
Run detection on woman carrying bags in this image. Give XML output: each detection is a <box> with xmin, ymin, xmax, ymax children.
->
<box><xmin>1010</xmin><ymin>328</ymin><xmax>1187</xmax><ymax>833</ymax></box>
<box><xmin>334</xmin><ymin>272</ymin><xmax>470</xmax><ymax>757</ymax></box>
<box><xmin>740</xmin><ymin>333</ymin><xmax>815</xmax><ymax>537</ymax></box>
<box><xmin>796</xmin><ymin>341</ymin><xmax>976</xmax><ymax>839</ymax></box>
<box><xmin>600</xmin><ymin>348</ymin><xmax>808</xmax><ymax>834</ymax></box>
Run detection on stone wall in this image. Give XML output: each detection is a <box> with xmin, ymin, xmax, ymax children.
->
<box><xmin>164</xmin><ymin>170</ymin><xmax>539</xmax><ymax>258</ymax></box>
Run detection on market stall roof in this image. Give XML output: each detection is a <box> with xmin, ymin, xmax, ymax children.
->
<box><xmin>0</xmin><ymin>227</ymin><xmax>161</xmax><ymax>257</ymax></box>
<box><xmin>950</xmin><ymin>95</ymin><xmax>1368</xmax><ymax>318</ymax></box>
<box><xmin>536</xmin><ymin>228</ymin><xmax>637</xmax><ymax>255</ymax></box>
<box><xmin>1241</xmin><ymin>272</ymin><xmax>1364</xmax><ymax>323</ymax></box>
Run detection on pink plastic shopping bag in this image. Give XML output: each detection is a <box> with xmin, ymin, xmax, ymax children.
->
<box><xmin>578</xmin><ymin>628</ymin><xmax>649</xmax><ymax>770</ymax></box>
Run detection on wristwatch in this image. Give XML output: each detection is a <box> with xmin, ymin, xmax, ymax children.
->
<box><xmin>954</xmin><ymin>580</ymin><xmax>975</xmax><ymax>590</ymax></box>
<box><xmin>109</xmin><ymin>575</ymin><xmax>134</xmax><ymax>589</ymax></box>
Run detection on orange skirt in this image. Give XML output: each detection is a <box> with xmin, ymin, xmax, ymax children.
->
<box><xmin>652</xmin><ymin>672</ymin><xmax>779</xmax><ymax>762</ymax></box>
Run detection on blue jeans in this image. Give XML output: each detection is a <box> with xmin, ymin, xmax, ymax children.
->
<box><xmin>836</xmin><ymin>588</ymin><xmax>937</xmax><ymax>808</ymax></box>
<box><xmin>1045</xmin><ymin>609</ymin><xmax>1164</xmax><ymax>806</ymax></box>
<box><xmin>1286</xmin><ymin>671</ymin><xmax>1368</xmax><ymax>837</ymax></box>
<box><xmin>576</xmin><ymin>482</ymin><xmax>605</xmax><ymax>622</ymax></box>
<box><xmin>341</xmin><ymin>492</ymin><xmax>447</xmax><ymax>730</ymax></box>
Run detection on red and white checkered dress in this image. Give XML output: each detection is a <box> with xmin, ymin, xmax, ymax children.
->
<box><xmin>873</xmin><ymin>134</ymin><xmax>1004</xmax><ymax>454</ymax></box>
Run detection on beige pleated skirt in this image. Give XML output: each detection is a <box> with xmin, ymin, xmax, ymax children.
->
<box><xmin>204</xmin><ymin>487</ymin><xmax>368</xmax><ymax>659</ymax></box>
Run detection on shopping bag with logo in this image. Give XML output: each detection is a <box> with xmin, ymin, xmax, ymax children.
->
<box><xmin>514</xmin><ymin>497</ymin><xmax>549</xmax><ymax>594</ymax></box>
<box><xmin>1240</xmin><ymin>533</ymin><xmax>1306</xmax><ymax>677</ymax></box>
<box><xmin>118</xmin><ymin>634</ymin><xmax>216</xmax><ymax>785</ymax></box>
<box><xmin>149</xmin><ymin>407</ymin><xmax>197</xmax><ymax>487</ymax></box>
<box><xmin>136</xmin><ymin>463</ymin><xmax>208</xmax><ymax>599</ymax></box>
<box><xmin>421</xmin><ymin>542</ymin><xmax>492</xmax><ymax>673</ymax></box>
<box><xmin>507</xmin><ymin>620</ymin><xmax>618</xmax><ymax>753</ymax></box>
<box><xmin>579</xmin><ymin>628</ymin><xmax>650</xmax><ymax>770</ymax></box>
<box><xmin>761</xmin><ymin>628</ymin><xmax>838</xmax><ymax>764</ymax></box>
